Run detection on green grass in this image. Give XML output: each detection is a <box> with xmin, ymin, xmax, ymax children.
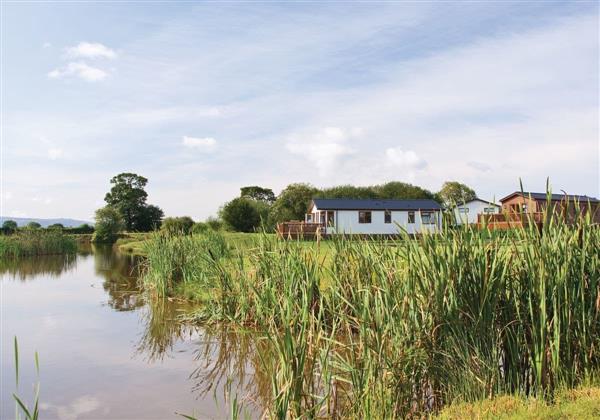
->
<box><xmin>141</xmin><ymin>207</ymin><xmax>600</xmax><ymax>418</ymax></box>
<box><xmin>0</xmin><ymin>230</ymin><xmax>77</xmax><ymax>258</ymax></box>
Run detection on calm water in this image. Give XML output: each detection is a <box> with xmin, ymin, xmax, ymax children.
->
<box><xmin>1</xmin><ymin>245</ymin><xmax>268</xmax><ymax>419</ymax></box>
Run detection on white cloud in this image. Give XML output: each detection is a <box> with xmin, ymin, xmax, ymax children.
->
<box><xmin>182</xmin><ymin>136</ymin><xmax>217</xmax><ymax>152</ymax></box>
<box><xmin>286</xmin><ymin>127</ymin><xmax>360</xmax><ymax>176</ymax></box>
<box><xmin>385</xmin><ymin>147</ymin><xmax>427</xmax><ymax>171</ymax></box>
<box><xmin>48</xmin><ymin>62</ymin><xmax>108</xmax><ymax>82</ymax></box>
<box><xmin>66</xmin><ymin>42</ymin><xmax>117</xmax><ymax>59</ymax></box>
<box><xmin>43</xmin><ymin>42</ymin><xmax>52</xmax><ymax>48</ymax></box>
<box><xmin>48</xmin><ymin>148</ymin><xmax>63</xmax><ymax>160</ymax></box>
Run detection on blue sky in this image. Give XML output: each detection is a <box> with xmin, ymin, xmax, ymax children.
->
<box><xmin>2</xmin><ymin>1</ymin><xmax>598</xmax><ymax>221</ymax></box>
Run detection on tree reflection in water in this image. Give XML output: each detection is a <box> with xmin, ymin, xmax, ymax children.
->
<box><xmin>93</xmin><ymin>244</ymin><xmax>146</xmax><ymax>312</ymax></box>
<box><xmin>2</xmin><ymin>244</ymin><xmax>272</xmax><ymax>414</ymax></box>
<box><xmin>0</xmin><ymin>253</ymin><xmax>77</xmax><ymax>280</ymax></box>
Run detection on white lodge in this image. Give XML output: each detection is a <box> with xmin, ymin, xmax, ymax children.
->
<box><xmin>305</xmin><ymin>198</ymin><xmax>443</xmax><ymax>235</ymax></box>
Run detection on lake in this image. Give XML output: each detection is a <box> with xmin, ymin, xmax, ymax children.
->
<box><xmin>1</xmin><ymin>245</ymin><xmax>268</xmax><ymax>419</ymax></box>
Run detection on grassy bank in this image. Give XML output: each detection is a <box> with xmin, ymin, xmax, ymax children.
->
<box><xmin>0</xmin><ymin>230</ymin><xmax>77</xmax><ymax>258</ymax></box>
<box><xmin>142</xmin><ymin>211</ymin><xmax>600</xmax><ymax>417</ymax></box>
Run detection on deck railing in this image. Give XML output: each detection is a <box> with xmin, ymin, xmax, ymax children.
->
<box><xmin>276</xmin><ymin>221</ymin><xmax>325</xmax><ymax>239</ymax></box>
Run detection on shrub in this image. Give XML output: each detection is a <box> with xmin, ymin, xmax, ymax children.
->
<box><xmin>92</xmin><ymin>206</ymin><xmax>124</xmax><ymax>244</ymax></box>
<box><xmin>161</xmin><ymin>216</ymin><xmax>195</xmax><ymax>235</ymax></box>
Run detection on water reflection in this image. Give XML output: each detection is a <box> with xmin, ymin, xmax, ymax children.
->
<box><xmin>0</xmin><ymin>253</ymin><xmax>77</xmax><ymax>280</ymax></box>
<box><xmin>1</xmin><ymin>245</ymin><xmax>271</xmax><ymax>417</ymax></box>
<box><xmin>93</xmin><ymin>244</ymin><xmax>146</xmax><ymax>312</ymax></box>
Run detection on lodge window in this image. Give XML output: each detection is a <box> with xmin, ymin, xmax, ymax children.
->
<box><xmin>358</xmin><ymin>211</ymin><xmax>371</xmax><ymax>224</ymax></box>
<box><xmin>458</xmin><ymin>208</ymin><xmax>469</xmax><ymax>213</ymax></box>
<box><xmin>421</xmin><ymin>211</ymin><xmax>435</xmax><ymax>224</ymax></box>
<box><xmin>483</xmin><ymin>207</ymin><xmax>495</xmax><ymax>214</ymax></box>
<box><xmin>408</xmin><ymin>211</ymin><xmax>415</xmax><ymax>224</ymax></box>
<box><xmin>384</xmin><ymin>210</ymin><xmax>392</xmax><ymax>224</ymax></box>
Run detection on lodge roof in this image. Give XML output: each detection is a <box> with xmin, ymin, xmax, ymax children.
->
<box><xmin>311</xmin><ymin>198</ymin><xmax>442</xmax><ymax>211</ymax></box>
<box><xmin>500</xmin><ymin>192</ymin><xmax>600</xmax><ymax>203</ymax></box>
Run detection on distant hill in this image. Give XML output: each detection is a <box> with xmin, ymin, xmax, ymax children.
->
<box><xmin>0</xmin><ymin>217</ymin><xmax>93</xmax><ymax>228</ymax></box>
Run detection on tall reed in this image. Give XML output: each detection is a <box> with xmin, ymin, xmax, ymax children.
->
<box><xmin>0</xmin><ymin>230</ymin><xmax>77</xmax><ymax>258</ymax></box>
<box><xmin>143</xmin><ymin>200</ymin><xmax>600</xmax><ymax>417</ymax></box>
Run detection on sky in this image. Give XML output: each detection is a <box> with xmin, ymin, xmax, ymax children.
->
<box><xmin>1</xmin><ymin>1</ymin><xmax>598</xmax><ymax>221</ymax></box>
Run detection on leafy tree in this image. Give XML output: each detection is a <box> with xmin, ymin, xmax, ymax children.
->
<box><xmin>316</xmin><ymin>185</ymin><xmax>378</xmax><ymax>199</ymax></box>
<box><xmin>137</xmin><ymin>204</ymin><xmax>164</xmax><ymax>231</ymax></box>
<box><xmin>374</xmin><ymin>181</ymin><xmax>435</xmax><ymax>200</ymax></box>
<box><xmin>240</xmin><ymin>186</ymin><xmax>276</xmax><ymax>203</ymax></box>
<box><xmin>92</xmin><ymin>206</ymin><xmax>124</xmax><ymax>244</ymax></box>
<box><xmin>2</xmin><ymin>220</ymin><xmax>18</xmax><ymax>234</ymax></box>
<box><xmin>104</xmin><ymin>173</ymin><xmax>163</xmax><ymax>231</ymax></box>
<box><xmin>220</xmin><ymin>197</ymin><xmax>266</xmax><ymax>232</ymax></box>
<box><xmin>47</xmin><ymin>223</ymin><xmax>65</xmax><ymax>230</ymax></box>
<box><xmin>269</xmin><ymin>183</ymin><xmax>320</xmax><ymax>224</ymax></box>
<box><xmin>161</xmin><ymin>216</ymin><xmax>195</xmax><ymax>235</ymax></box>
<box><xmin>437</xmin><ymin>181</ymin><xmax>477</xmax><ymax>207</ymax></box>
<box><xmin>25</xmin><ymin>221</ymin><xmax>42</xmax><ymax>229</ymax></box>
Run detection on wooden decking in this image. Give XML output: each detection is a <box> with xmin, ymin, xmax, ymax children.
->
<box><xmin>477</xmin><ymin>213</ymin><xmax>544</xmax><ymax>230</ymax></box>
<box><xmin>276</xmin><ymin>221</ymin><xmax>324</xmax><ymax>239</ymax></box>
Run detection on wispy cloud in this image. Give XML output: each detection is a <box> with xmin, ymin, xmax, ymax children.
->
<box><xmin>66</xmin><ymin>42</ymin><xmax>117</xmax><ymax>59</ymax></box>
<box><xmin>47</xmin><ymin>148</ymin><xmax>64</xmax><ymax>160</ymax></box>
<box><xmin>286</xmin><ymin>127</ymin><xmax>359</xmax><ymax>176</ymax></box>
<box><xmin>182</xmin><ymin>136</ymin><xmax>217</xmax><ymax>152</ymax></box>
<box><xmin>386</xmin><ymin>147</ymin><xmax>427</xmax><ymax>170</ymax></box>
<box><xmin>48</xmin><ymin>62</ymin><xmax>108</xmax><ymax>82</ymax></box>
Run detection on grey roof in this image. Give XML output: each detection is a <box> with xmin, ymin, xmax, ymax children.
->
<box><xmin>501</xmin><ymin>192</ymin><xmax>600</xmax><ymax>203</ymax></box>
<box><xmin>461</xmin><ymin>198</ymin><xmax>501</xmax><ymax>207</ymax></box>
<box><xmin>311</xmin><ymin>198</ymin><xmax>442</xmax><ymax>211</ymax></box>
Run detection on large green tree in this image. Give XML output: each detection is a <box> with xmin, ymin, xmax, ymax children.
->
<box><xmin>92</xmin><ymin>206</ymin><xmax>124</xmax><ymax>243</ymax></box>
<box><xmin>316</xmin><ymin>185</ymin><xmax>378</xmax><ymax>199</ymax></box>
<box><xmin>269</xmin><ymin>183</ymin><xmax>320</xmax><ymax>224</ymax></box>
<box><xmin>374</xmin><ymin>181</ymin><xmax>435</xmax><ymax>200</ymax></box>
<box><xmin>240</xmin><ymin>186</ymin><xmax>276</xmax><ymax>203</ymax></box>
<box><xmin>437</xmin><ymin>181</ymin><xmax>477</xmax><ymax>207</ymax></box>
<box><xmin>2</xmin><ymin>220</ymin><xmax>18</xmax><ymax>234</ymax></box>
<box><xmin>220</xmin><ymin>197</ymin><xmax>268</xmax><ymax>232</ymax></box>
<box><xmin>104</xmin><ymin>173</ymin><xmax>163</xmax><ymax>231</ymax></box>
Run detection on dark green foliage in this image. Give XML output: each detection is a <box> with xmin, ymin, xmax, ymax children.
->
<box><xmin>92</xmin><ymin>206</ymin><xmax>124</xmax><ymax>244</ymax></box>
<box><xmin>64</xmin><ymin>224</ymin><xmax>95</xmax><ymax>234</ymax></box>
<box><xmin>192</xmin><ymin>222</ymin><xmax>208</xmax><ymax>234</ymax></box>
<box><xmin>240</xmin><ymin>185</ymin><xmax>276</xmax><ymax>203</ymax></box>
<box><xmin>137</xmin><ymin>204</ymin><xmax>164</xmax><ymax>231</ymax></box>
<box><xmin>103</xmin><ymin>173</ymin><xmax>163</xmax><ymax>231</ymax></box>
<box><xmin>316</xmin><ymin>184</ymin><xmax>379</xmax><ymax>199</ymax></box>
<box><xmin>269</xmin><ymin>183</ymin><xmax>320</xmax><ymax>224</ymax></box>
<box><xmin>220</xmin><ymin>197</ymin><xmax>267</xmax><ymax>232</ymax></box>
<box><xmin>374</xmin><ymin>181</ymin><xmax>435</xmax><ymax>199</ymax></box>
<box><xmin>25</xmin><ymin>222</ymin><xmax>42</xmax><ymax>230</ymax></box>
<box><xmin>438</xmin><ymin>181</ymin><xmax>477</xmax><ymax>206</ymax></box>
<box><xmin>161</xmin><ymin>216</ymin><xmax>195</xmax><ymax>235</ymax></box>
<box><xmin>2</xmin><ymin>220</ymin><xmax>18</xmax><ymax>234</ymax></box>
<box><xmin>47</xmin><ymin>223</ymin><xmax>65</xmax><ymax>230</ymax></box>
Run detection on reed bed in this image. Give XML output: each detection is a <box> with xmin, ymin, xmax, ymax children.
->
<box><xmin>0</xmin><ymin>230</ymin><xmax>77</xmax><ymax>258</ymax></box>
<box><xmin>142</xmin><ymin>207</ymin><xmax>600</xmax><ymax>418</ymax></box>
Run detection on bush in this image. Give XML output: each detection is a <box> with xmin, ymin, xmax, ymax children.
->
<box><xmin>161</xmin><ymin>216</ymin><xmax>195</xmax><ymax>235</ymax></box>
<box><xmin>220</xmin><ymin>197</ymin><xmax>269</xmax><ymax>232</ymax></box>
<box><xmin>92</xmin><ymin>206</ymin><xmax>124</xmax><ymax>244</ymax></box>
<box><xmin>206</xmin><ymin>217</ymin><xmax>223</xmax><ymax>231</ymax></box>
<box><xmin>192</xmin><ymin>222</ymin><xmax>208</xmax><ymax>234</ymax></box>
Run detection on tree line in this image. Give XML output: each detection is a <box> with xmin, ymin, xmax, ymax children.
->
<box><xmin>0</xmin><ymin>220</ymin><xmax>94</xmax><ymax>235</ymax></box>
<box><xmin>219</xmin><ymin>181</ymin><xmax>476</xmax><ymax>232</ymax></box>
<box><xmin>91</xmin><ymin>172</ymin><xmax>477</xmax><ymax>239</ymax></box>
